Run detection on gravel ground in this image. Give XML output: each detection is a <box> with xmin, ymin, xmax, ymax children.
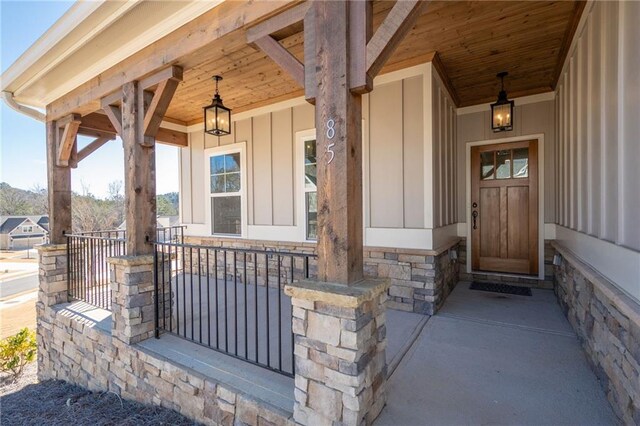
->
<box><xmin>0</xmin><ymin>362</ymin><xmax>198</xmax><ymax>425</ymax></box>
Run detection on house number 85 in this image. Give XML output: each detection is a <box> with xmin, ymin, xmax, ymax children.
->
<box><xmin>326</xmin><ymin>119</ymin><xmax>336</xmax><ymax>164</ymax></box>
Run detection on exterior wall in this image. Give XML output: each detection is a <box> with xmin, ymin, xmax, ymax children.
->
<box><xmin>180</xmin><ymin>63</ymin><xmax>460</xmax><ymax>252</ymax></box>
<box><xmin>553</xmin><ymin>0</ymin><xmax>640</xmax><ymax>301</ymax></box>
<box><xmin>184</xmin><ymin>236</ymin><xmax>461</xmax><ymax>315</ymax></box>
<box><xmin>552</xmin><ymin>243</ymin><xmax>640</xmax><ymax>424</ymax></box>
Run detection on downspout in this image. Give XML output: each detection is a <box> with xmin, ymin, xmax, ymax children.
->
<box><xmin>1</xmin><ymin>91</ymin><xmax>45</xmax><ymax>122</ymax></box>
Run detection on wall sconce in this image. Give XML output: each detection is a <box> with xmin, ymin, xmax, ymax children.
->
<box><xmin>491</xmin><ymin>71</ymin><xmax>514</xmax><ymax>132</ymax></box>
<box><xmin>552</xmin><ymin>254</ymin><xmax>563</xmax><ymax>266</ymax></box>
<box><xmin>449</xmin><ymin>249</ymin><xmax>458</xmax><ymax>261</ymax></box>
<box><xmin>204</xmin><ymin>75</ymin><xmax>231</xmax><ymax>136</ymax></box>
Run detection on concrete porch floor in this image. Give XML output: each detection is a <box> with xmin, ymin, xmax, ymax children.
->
<box><xmin>376</xmin><ymin>283</ymin><xmax>618</xmax><ymax>425</ymax></box>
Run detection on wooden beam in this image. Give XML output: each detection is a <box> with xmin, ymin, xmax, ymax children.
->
<box><xmin>366</xmin><ymin>0</ymin><xmax>428</xmax><ymax>78</ymax></box>
<box><xmin>122</xmin><ymin>81</ymin><xmax>156</xmax><ymax>255</ymax></box>
<box><xmin>253</xmin><ymin>36</ymin><xmax>305</xmax><ymax>87</ymax></box>
<box><xmin>313</xmin><ymin>1</ymin><xmax>363</xmax><ymax>284</ymax></box>
<box><xmin>100</xmin><ymin>91</ymin><xmax>121</xmax><ymax>109</ymax></box>
<box><xmin>77</xmin><ymin>137</ymin><xmax>113</xmax><ymax>162</ymax></box>
<box><xmin>102</xmin><ymin>105</ymin><xmax>122</xmax><ymax>135</ymax></box>
<box><xmin>56</xmin><ymin>114</ymin><xmax>81</xmax><ymax>167</ymax></box>
<box><xmin>78</xmin><ymin>112</ymin><xmax>188</xmax><ymax>147</ymax></box>
<box><xmin>303</xmin><ymin>4</ymin><xmax>316</xmax><ymax>103</ymax></box>
<box><xmin>47</xmin><ymin>1</ymin><xmax>300</xmax><ymax>121</ymax></box>
<box><xmin>246</xmin><ymin>1</ymin><xmax>311</xmax><ymax>43</ymax></box>
<box><xmin>349</xmin><ymin>0</ymin><xmax>373</xmax><ymax>94</ymax></box>
<box><xmin>144</xmin><ymin>78</ymin><xmax>181</xmax><ymax>137</ymax></box>
<box><xmin>139</xmin><ymin>65</ymin><xmax>183</xmax><ymax>91</ymax></box>
<box><xmin>46</xmin><ymin>121</ymin><xmax>72</xmax><ymax>244</ymax></box>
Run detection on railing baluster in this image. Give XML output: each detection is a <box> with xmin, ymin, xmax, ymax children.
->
<box><xmin>278</xmin><ymin>255</ymin><xmax>282</xmax><ymax>371</ymax></box>
<box><xmin>224</xmin><ymin>250</ymin><xmax>228</xmax><ymax>352</ymax></box>
<box><xmin>215</xmin><ymin>249</ymin><xmax>219</xmax><ymax>350</ymax></box>
<box><xmin>254</xmin><ymin>252</ymin><xmax>258</xmax><ymax>363</ymax></box>
<box><xmin>190</xmin><ymin>247</ymin><xmax>194</xmax><ymax>341</ymax></box>
<box><xmin>154</xmin><ymin>249</ymin><xmax>159</xmax><ymax>338</ymax></box>
<box><xmin>198</xmin><ymin>247</ymin><xmax>202</xmax><ymax>344</ymax></box>
<box><xmin>182</xmin><ymin>245</ymin><xmax>186</xmax><ymax>338</ymax></box>
<box><xmin>266</xmin><ymin>252</ymin><xmax>270</xmax><ymax>368</ymax></box>
<box><xmin>244</xmin><ymin>252</ymin><xmax>248</xmax><ymax>358</ymax></box>
<box><xmin>234</xmin><ymin>251</ymin><xmax>238</xmax><ymax>356</ymax></box>
<box><xmin>207</xmin><ymin>249</ymin><xmax>211</xmax><ymax>347</ymax></box>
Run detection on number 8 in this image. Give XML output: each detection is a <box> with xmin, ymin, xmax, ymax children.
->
<box><xmin>326</xmin><ymin>119</ymin><xmax>335</xmax><ymax>139</ymax></box>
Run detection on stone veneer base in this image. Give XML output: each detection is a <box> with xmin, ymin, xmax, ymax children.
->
<box><xmin>552</xmin><ymin>242</ymin><xmax>640</xmax><ymax>424</ymax></box>
<box><xmin>37</xmin><ymin>303</ymin><xmax>295</xmax><ymax>426</ymax></box>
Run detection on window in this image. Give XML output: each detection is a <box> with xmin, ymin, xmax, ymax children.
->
<box><xmin>480</xmin><ymin>147</ymin><xmax>529</xmax><ymax>181</ymax></box>
<box><xmin>22</xmin><ymin>226</ymin><xmax>33</xmax><ymax>233</ymax></box>
<box><xmin>209</xmin><ymin>151</ymin><xmax>242</xmax><ymax>235</ymax></box>
<box><xmin>303</xmin><ymin>139</ymin><xmax>317</xmax><ymax>240</ymax></box>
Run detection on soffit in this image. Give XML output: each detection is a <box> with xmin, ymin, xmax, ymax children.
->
<box><xmin>165</xmin><ymin>0</ymin><xmax>583</xmax><ymax>125</ymax></box>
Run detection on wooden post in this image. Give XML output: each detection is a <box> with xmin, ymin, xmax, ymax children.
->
<box><xmin>314</xmin><ymin>1</ymin><xmax>363</xmax><ymax>285</ymax></box>
<box><xmin>122</xmin><ymin>81</ymin><xmax>156</xmax><ymax>255</ymax></box>
<box><xmin>46</xmin><ymin>120</ymin><xmax>72</xmax><ymax>244</ymax></box>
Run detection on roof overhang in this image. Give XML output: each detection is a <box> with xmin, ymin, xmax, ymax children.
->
<box><xmin>1</xmin><ymin>0</ymin><xmax>224</xmax><ymax>109</ymax></box>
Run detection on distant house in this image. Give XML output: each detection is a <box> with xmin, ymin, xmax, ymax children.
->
<box><xmin>0</xmin><ymin>215</ymin><xmax>49</xmax><ymax>250</ymax></box>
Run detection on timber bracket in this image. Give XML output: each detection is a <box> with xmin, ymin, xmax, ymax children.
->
<box><xmin>100</xmin><ymin>65</ymin><xmax>183</xmax><ymax>147</ymax></box>
<box><xmin>246</xmin><ymin>0</ymin><xmax>428</xmax><ymax>100</ymax></box>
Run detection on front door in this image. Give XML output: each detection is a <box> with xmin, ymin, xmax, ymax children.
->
<box><xmin>471</xmin><ymin>140</ymin><xmax>538</xmax><ymax>275</ymax></box>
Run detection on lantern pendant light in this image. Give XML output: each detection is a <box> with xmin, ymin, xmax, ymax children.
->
<box><xmin>204</xmin><ymin>75</ymin><xmax>232</xmax><ymax>136</ymax></box>
<box><xmin>491</xmin><ymin>71</ymin><xmax>514</xmax><ymax>132</ymax></box>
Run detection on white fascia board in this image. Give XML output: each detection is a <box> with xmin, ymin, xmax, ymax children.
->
<box><xmin>5</xmin><ymin>0</ymin><xmax>225</xmax><ymax>107</ymax></box>
<box><xmin>1</xmin><ymin>1</ymin><xmax>105</xmax><ymax>92</ymax></box>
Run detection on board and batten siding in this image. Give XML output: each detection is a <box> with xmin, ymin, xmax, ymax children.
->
<box><xmin>553</xmin><ymin>0</ymin><xmax>640</xmax><ymax>300</ymax></box>
<box><xmin>431</xmin><ymin>69</ymin><xmax>457</xmax><ymax>230</ymax></box>
<box><xmin>180</xmin><ymin>63</ymin><xmax>458</xmax><ymax>250</ymax></box>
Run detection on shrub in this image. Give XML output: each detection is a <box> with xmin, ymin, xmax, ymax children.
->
<box><xmin>0</xmin><ymin>328</ymin><xmax>36</xmax><ymax>381</ymax></box>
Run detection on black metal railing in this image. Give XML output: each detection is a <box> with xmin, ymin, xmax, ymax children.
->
<box><xmin>67</xmin><ymin>234</ymin><xmax>125</xmax><ymax>310</ymax></box>
<box><xmin>152</xmin><ymin>241</ymin><xmax>317</xmax><ymax>377</ymax></box>
<box><xmin>67</xmin><ymin>226</ymin><xmax>185</xmax><ymax>310</ymax></box>
<box><xmin>79</xmin><ymin>226</ymin><xmax>185</xmax><ymax>244</ymax></box>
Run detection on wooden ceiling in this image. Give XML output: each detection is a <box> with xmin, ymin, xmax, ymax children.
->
<box><xmin>165</xmin><ymin>0</ymin><xmax>584</xmax><ymax>125</ymax></box>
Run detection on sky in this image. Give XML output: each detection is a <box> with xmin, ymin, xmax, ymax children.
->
<box><xmin>0</xmin><ymin>1</ymin><xmax>179</xmax><ymax>198</ymax></box>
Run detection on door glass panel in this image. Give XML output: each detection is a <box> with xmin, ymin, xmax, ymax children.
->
<box><xmin>513</xmin><ymin>147</ymin><xmax>529</xmax><ymax>178</ymax></box>
<box><xmin>496</xmin><ymin>150</ymin><xmax>511</xmax><ymax>179</ymax></box>
<box><xmin>480</xmin><ymin>151</ymin><xmax>495</xmax><ymax>180</ymax></box>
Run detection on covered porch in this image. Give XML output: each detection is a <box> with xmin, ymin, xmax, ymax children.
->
<box><xmin>6</xmin><ymin>0</ymin><xmax>638</xmax><ymax>425</ymax></box>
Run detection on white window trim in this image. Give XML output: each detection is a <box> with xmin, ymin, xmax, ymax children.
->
<box><xmin>204</xmin><ymin>142</ymin><xmax>248</xmax><ymax>238</ymax></box>
<box><xmin>295</xmin><ymin>129</ymin><xmax>317</xmax><ymax>242</ymax></box>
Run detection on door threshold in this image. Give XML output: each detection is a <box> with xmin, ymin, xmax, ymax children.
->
<box><xmin>468</xmin><ymin>270</ymin><xmax>542</xmax><ymax>281</ymax></box>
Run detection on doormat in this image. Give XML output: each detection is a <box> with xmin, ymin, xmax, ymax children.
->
<box><xmin>469</xmin><ymin>282</ymin><xmax>532</xmax><ymax>296</ymax></box>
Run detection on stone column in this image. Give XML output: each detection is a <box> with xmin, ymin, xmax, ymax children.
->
<box><xmin>36</xmin><ymin>243</ymin><xmax>69</xmax><ymax>381</ymax></box>
<box><xmin>109</xmin><ymin>255</ymin><xmax>156</xmax><ymax>345</ymax></box>
<box><xmin>37</xmin><ymin>244</ymin><xmax>69</xmax><ymax>308</ymax></box>
<box><xmin>285</xmin><ymin>279</ymin><xmax>389</xmax><ymax>425</ymax></box>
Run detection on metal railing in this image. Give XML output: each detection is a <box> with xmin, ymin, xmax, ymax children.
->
<box><xmin>152</xmin><ymin>241</ymin><xmax>317</xmax><ymax>377</ymax></box>
<box><xmin>67</xmin><ymin>234</ymin><xmax>125</xmax><ymax>310</ymax></box>
<box><xmin>66</xmin><ymin>226</ymin><xmax>185</xmax><ymax>310</ymax></box>
<box><xmin>78</xmin><ymin>226</ymin><xmax>185</xmax><ymax>243</ymax></box>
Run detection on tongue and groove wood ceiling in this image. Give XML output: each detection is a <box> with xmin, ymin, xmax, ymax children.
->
<box><xmin>165</xmin><ymin>0</ymin><xmax>584</xmax><ymax>126</ymax></box>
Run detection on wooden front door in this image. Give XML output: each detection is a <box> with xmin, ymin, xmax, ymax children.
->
<box><xmin>471</xmin><ymin>140</ymin><xmax>538</xmax><ymax>275</ymax></box>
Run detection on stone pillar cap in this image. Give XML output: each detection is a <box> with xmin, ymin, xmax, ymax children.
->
<box><xmin>284</xmin><ymin>279</ymin><xmax>389</xmax><ymax>308</ymax></box>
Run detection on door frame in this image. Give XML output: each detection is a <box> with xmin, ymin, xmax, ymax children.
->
<box><xmin>465</xmin><ymin>133</ymin><xmax>545</xmax><ymax>279</ymax></box>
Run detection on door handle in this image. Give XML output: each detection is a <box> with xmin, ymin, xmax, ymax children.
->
<box><xmin>472</xmin><ymin>210</ymin><xmax>478</xmax><ymax>230</ymax></box>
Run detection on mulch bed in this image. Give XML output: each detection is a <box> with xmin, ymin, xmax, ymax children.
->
<box><xmin>0</xmin><ymin>363</ymin><xmax>198</xmax><ymax>425</ymax></box>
